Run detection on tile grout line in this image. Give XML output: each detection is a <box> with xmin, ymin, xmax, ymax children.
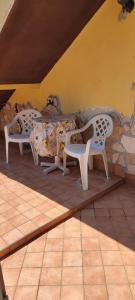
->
<box><xmin>36</xmin><ymin>234</ymin><xmax>47</xmax><ymax>300</ymax></box>
<box><xmin>59</xmin><ymin>225</ymin><xmax>64</xmax><ymax>300</ymax></box>
<box><xmin>80</xmin><ymin>210</ymin><xmax>86</xmax><ymax>300</ymax></box>
<box><xmin>12</xmin><ymin>245</ymin><xmax>28</xmax><ymax>300</ymax></box>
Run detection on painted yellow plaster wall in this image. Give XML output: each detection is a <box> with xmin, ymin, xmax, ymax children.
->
<box><xmin>6</xmin><ymin>84</ymin><xmax>41</xmax><ymax>108</ymax></box>
<box><xmin>8</xmin><ymin>0</ymin><xmax>135</xmax><ymax>116</ymax></box>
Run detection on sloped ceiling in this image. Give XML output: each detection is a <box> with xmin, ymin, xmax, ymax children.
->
<box><xmin>0</xmin><ymin>0</ymin><xmax>105</xmax><ymax>84</ymax></box>
<box><xmin>0</xmin><ymin>0</ymin><xmax>14</xmax><ymax>32</ymax></box>
<box><xmin>0</xmin><ymin>89</ymin><xmax>15</xmax><ymax>109</ymax></box>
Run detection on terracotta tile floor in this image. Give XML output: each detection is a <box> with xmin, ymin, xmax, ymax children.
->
<box><xmin>0</xmin><ymin>139</ymin><xmax>135</xmax><ymax>299</ymax></box>
<box><xmin>0</xmin><ymin>139</ymin><xmax>121</xmax><ymax>258</ymax></box>
<box><xmin>2</xmin><ymin>193</ymin><xmax>135</xmax><ymax>300</ymax></box>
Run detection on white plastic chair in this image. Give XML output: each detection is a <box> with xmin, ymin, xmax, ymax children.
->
<box><xmin>4</xmin><ymin>109</ymin><xmax>41</xmax><ymax>163</ymax></box>
<box><xmin>63</xmin><ymin>114</ymin><xmax>113</xmax><ymax>191</ymax></box>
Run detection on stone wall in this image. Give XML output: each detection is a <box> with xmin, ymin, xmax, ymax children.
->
<box><xmin>0</xmin><ymin>102</ymin><xmax>35</xmax><ymax>133</ymax></box>
<box><xmin>109</xmin><ymin>108</ymin><xmax>135</xmax><ymax>175</ymax></box>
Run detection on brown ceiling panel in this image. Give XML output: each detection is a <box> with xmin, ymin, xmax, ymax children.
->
<box><xmin>0</xmin><ymin>0</ymin><xmax>105</xmax><ymax>84</ymax></box>
<box><xmin>0</xmin><ymin>90</ymin><xmax>15</xmax><ymax>109</ymax></box>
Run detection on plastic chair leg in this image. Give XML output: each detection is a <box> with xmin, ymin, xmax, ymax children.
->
<box><xmin>102</xmin><ymin>151</ymin><xmax>109</xmax><ymax>180</ymax></box>
<box><xmin>79</xmin><ymin>158</ymin><xmax>88</xmax><ymax>191</ymax></box>
<box><xmin>88</xmin><ymin>155</ymin><xmax>93</xmax><ymax>170</ymax></box>
<box><xmin>63</xmin><ymin>152</ymin><xmax>67</xmax><ymax>169</ymax></box>
<box><xmin>19</xmin><ymin>143</ymin><xmax>23</xmax><ymax>156</ymax></box>
<box><xmin>63</xmin><ymin>152</ymin><xmax>69</xmax><ymax>175</ymax></box>
<box><xmin>5</xmin><ymin>141</ymin><xmax>9</xmax><ymax>164</ymax></box>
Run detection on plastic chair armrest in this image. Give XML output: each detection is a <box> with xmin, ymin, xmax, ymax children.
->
<box><xmin>65</xmin><ymin>128</ymin><xmax>84</xmax><ymax>144</ymax></box>
<box><xmin>4</xmin><ymin>116</ymin><xmax>18</xmax><ymax>136</ymax></box>
<box><xmin>66</xmin><ymin>119</ymin><xmax>93</xmax><ymax>143</ymax></box>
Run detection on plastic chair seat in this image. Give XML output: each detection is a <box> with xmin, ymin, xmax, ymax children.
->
<box><xmin>64</xmin><ymin>144</ymin><xmax>86</xmax><ymax>158</ymax></box>
<box><xmin>65</xmin><ymin>143</ymin><xmax>105</xmax><ymax>159</ymax></box>
<box><xmin>8</xmin><ymin>133</ymin><xmax>30</xmax><ymax>143</ymax></box>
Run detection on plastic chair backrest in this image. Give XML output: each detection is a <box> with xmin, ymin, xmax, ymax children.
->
<box><xmin>90</xmin><ymin>114</ymin><xmax>113</xmax><ymax>151</ymax></box>
<box><xmin>17</xmin><ymin>109</ymin><xmax>41</xmax><ymax>136</ymax></box>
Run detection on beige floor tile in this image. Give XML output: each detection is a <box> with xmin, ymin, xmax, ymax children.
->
<box><xmin>40</xmin><ymin>267</ymin><xmax>61</xmax><ymax>285</ymax></box>
<box><xmin>3</xmin><ymin>268</ymin><xmax>20</xmax><ymax>286</ymax></box>
<box><xmin>5</xmin><ymin>286</ymin><xmax>15</xmax><ymax>300</ymax></box>
<box><xmin>20</xmin><ymin>193</ymin><xmax>36</xmax><ymax>201</ymax></box>
<box><xmin>0</xmin><ymin>221</ymin><xmax>14</xmax><ymax>235</ymax></box>
<box><xmin>83</xmin><ymin>251</ymin><xmax>102</xmax><ymax>266</ymax></box>
<box><xmin>14</xmin><ymin>286</ymin><xmax>38</xmax><ymax>300</ymax></box>
<box><xmin>102</xmin><ymin>251</ymin><xmax>123</xmax><ymax>265</ymax></box>
<box><xmin>18</xmin><ymin>221</ymin><xmax>37</xmax><ymax>235</ymax></box>
<box><xmin>23</xmin><ymin>252</ymin><xmax>44</xmax><ymax>268</ymax></box>
<box><xmin>0</xmin><ymin>203</ymin><xmax>12</xmax><ymax>214</ymax></box>
<box><xmin>27</xmin><ymin>236</ymin><xmax>46</xmax><ymax>252</ymax></box>
<box><xmin>45</xmin><ymin>238</ymin><xmax>63</xmax><ymax>252</ymax></box>
<box><xmin>2</xmin><ymin>228</ymin><xmax>24</xmax><ymax>245</ymax></box>
<box><xmin>64</xmin><ymin>227</ymin><xmax>81</xmax><ymax>238</ymax></box>
<box><xmin>104</xmin><ymin>266</ymin><xmax>128</xmax><ymax>284</ymax></box>
<box><xmin>130</xmin><ymin>284</ymin><xmax>135</xmax><ymax>299</ymax></box>
<box><xmin>81</xmin><ymin>224</ymin><xmax>98</xmax><ymax>238</ymax></box>
<box><xmin>23</xmin><ymin>208</ymin><xmax>41</xmax><ymax>220</ymax></box>
<box><xmin>27</xmin><ymin>197</ymin><xmax>45</xmax><ymax>207</ymax></box>
<box><xmin>62</xmin><ymin>267</ymin><xmax>83</xmax><ymax>285</ymax></box>
<box><xmin>37</xmin><ymin>202</ymin><xmax>55</xmax><ymax>213</ymax></box>
<box><xmin>37</xmin><ymin>286</ymin><xmax>61</xmax><ymax>300</ymax></box>
<box><xmin>43</xmin><ymin>252</ymin><xmax>63</xmax><ymax>267</ymax></box>
<box><xmin>125</xmin><ymin>266</ymin><xmax>135</xmax><ymax>283</ymax></box>
<box><xmin>16</xmin><ymin>203</ymin><xmax>32</xmax><ymax>213</ymax></box>
<box><xmin>99</xmin><ymin>236</ymin><xmax>119</xmax><ymax>251</ymax></box>
<box><xmin>84</xmin><ymin>285</ymin><xmax>108</xmax><ymax>300</ymax></box>
<box><xmin>63</xmin><ymin>238</ymin><xmax>81</xmax><ymax>251</ymax></box>
<box><xmin>2</xmin><ymin>252</ymin><xmax>25</xmax><ymax>268</ymax></box>
<box><xmin>0</xmin><ymin>237</ymin><xmax>7</xmax><ymax>251</ymax></box>
<box><xmin>82</xmin><ymin>238</ymin><xmax>100</xmax><ymax>250</ymax></box>
<box><xmin>32</xmin><ymin>214</ymin><xmax>50</xmax><ymax>226</ymax></box>
<box><xmin>61</xmin><ymin>285</ymin><xmax>84</xmax><ymax>300</ymax></box>
<box><xmin>63</xmin><ymin>251</ymin><xmax>82</xmax><ymax>267</ymax></box>
<box><xmin>0</xmin><ymin>215</ymin><xmax>6</xmax><ymax>224</ymax></box>
<box><xmin>47</xmin><ymin>225</ymin><xmax>64</xmax><ymax>238</ymax></box>
<box><xmin>45</xmin><ymin>208</ymin><xmax>62</xmax><ymax>219</ymax></box>
<box><xmin>18</xmin><ymin>268</ymin><xmax>41</xmax><ymax>286</ymax></box>
<box><xmin>9</xmin><ymin>214</ymin><xmax>28</xmax><ymax>227</ymax></box>
<box><xmin>107</xmin><ymin>284</ymin><xmax>132</xmax><ymax>300</ymax></box>
<box><xmin>83</xmin><ymin>266</ymin><xmax>105</xmax><ymax>284</ymax></box>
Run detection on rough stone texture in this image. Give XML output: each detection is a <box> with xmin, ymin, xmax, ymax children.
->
<box><xmin>112</xmin><ymin>152</ymin><xmax>119</xmax><ymax>164</ymax></box>
<box><xmin>127</xmin><ymin>164</ymin><xmax>135</xmax><ymax>175</ymax></box>
<box><xmin>75</xmin><ymin>106</ymin><xmax>114</xmax><ymax>123</ymax></box>
<box><xmin>127</xmin><ymin>153</ymin><xmax>135</xmax><ymax>165</ymax></box>
<box><xmin>0</xmin><ymin>103</ymin><xmax>20</xmax><ymax>133</ymax></box>
<box><xmin>118</xmin><ymin>153</ymin><xmax>126</xmax><ymax>167</ymax></box>
<box><xmin>112</xmin><ymin>142</ymin><xmax>125</xmax><ymax>153</ymax></box>
<box><xmin>123</xmin><ymin>122</ymin><xmax>130</xmax><ymax>133</ymax></box>
<box><xmin>131</xmin><ymin>125</ymin><xmax>135</xmax><ymax>136</ymax></box>
<box><xmin>0</xmin><ymin>102</ymin><xmax>38</xmax><ymax>133</ymax></box>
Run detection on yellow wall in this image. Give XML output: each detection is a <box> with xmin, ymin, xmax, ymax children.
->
<box><xmin>3</xmin><ymin>84</ymin><xmax>41</xmax><ymax>109</ymax></box>
<box><xmin>8</xmin><ymin>0</ymin><xmax>135</xmax><ymax>116</ymax></box>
